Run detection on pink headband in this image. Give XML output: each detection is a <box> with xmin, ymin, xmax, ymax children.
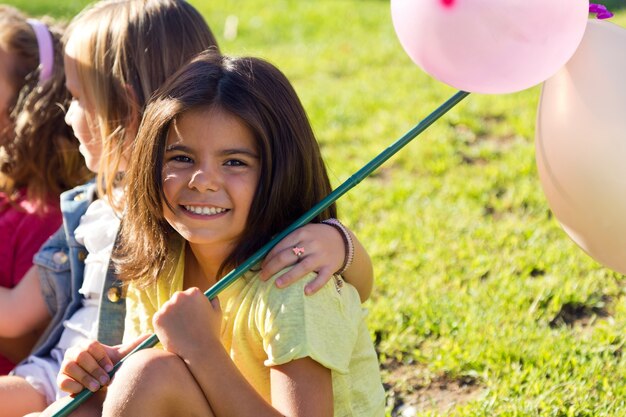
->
<box><xmin>26</xmin><ymin>19</ymin><xmax>54</xmax><ymax>84</ymax></box>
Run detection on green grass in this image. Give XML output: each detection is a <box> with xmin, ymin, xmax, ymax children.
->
<box><xmin>8</xmin><ymin>1</ymin><xmax>626</xmax><ymax>415</ymax></box>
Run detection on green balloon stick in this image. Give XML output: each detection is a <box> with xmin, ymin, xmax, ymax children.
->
<box><xmin>52</xmin><ymin>90</ymin><xmax>469</xmax><ymax>417</ymax></box>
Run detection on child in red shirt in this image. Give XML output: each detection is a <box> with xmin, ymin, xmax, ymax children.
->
<box><xmin>0</xmin><ymin>6</ymin><xmax>89</xmax><ymax>374</ymax></box>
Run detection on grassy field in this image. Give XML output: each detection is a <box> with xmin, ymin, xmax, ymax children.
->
<box><xmin>6</xmin><ymin>1</ymin><xmax>626</xmax><ymax>415</ymax></box>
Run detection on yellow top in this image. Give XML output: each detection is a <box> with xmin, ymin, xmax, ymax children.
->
<box><xmin>124</xmin><ymin>245</ymin><xmax>385</xmax><ymax>416</ymax></box>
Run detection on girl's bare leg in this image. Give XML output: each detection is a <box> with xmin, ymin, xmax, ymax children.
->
<box><xmin>0</xmin><ymin>375</ymin><xmax>47</xmax><ymax>417</ymax></box>
<box><xmin>38</xmin><ymin>390</ymin><xmax>105</xmax><ymax>417</ymax></box>
<box><xmin>103</xmin><ymin>349</ymin><xmax>215</xmax><ymax>417</ymax></box>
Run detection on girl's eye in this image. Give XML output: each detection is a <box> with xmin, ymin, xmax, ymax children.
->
<box><xmin>224</xmin><ymin>159</ymin><xmax>246</xmax><ymax>167</ymax></box>
<box><xmin>172</xmin><ymin>155</ymin><xmax>193</xmax><ymax>163</ymax></box>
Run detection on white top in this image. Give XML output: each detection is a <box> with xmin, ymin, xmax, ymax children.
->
<box><xmin>57</xmin><ymin>198</ymin><xmax>121</xmax><ymax>350</ymax></box>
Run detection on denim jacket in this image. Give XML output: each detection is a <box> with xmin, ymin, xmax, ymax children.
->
<box><xmin>30</xmin><ymin>182</ymin><xmax>126</xmax><ymax>357</ymax></box>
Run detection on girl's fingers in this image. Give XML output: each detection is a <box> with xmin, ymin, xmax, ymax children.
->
<box><xmin>274</xmin><ymin>255</ymin><xmax>317</xmax><ymax>288</ymax></box>
<box><xmin>303</xmin><ymin>266</ymin><xmax>334</xmax><ymax>295</ymax></box>
<box><xmin>56</xmin><ymin>336</ymin><xmax>152</xmax><ymax>395</ymax></box>
<box><xmin>80</xmin><ymin>341</ymin><xmax>114</xmax><ymax>371</ymax></box>
<box><xmin>261</xmin><ymin>227</ymin><xmax>313</xmax><ymax>277</ymax></box>
<box><xmin>58</xmin><ymin>358</ymin><xmax>103</xmax><ymax>393</ymax></box>
<box><xmin>275</xmin><ymin>262</ymin><xmax>334</xmax><ymax>295</ymax></box>
<box><xmin>262</xmin><ymin>240</ymin><xmax>293</xmax><ymax>270</ymax></box>
<box><xmin>76</xmin><ymin>347</ymin><xmax>110</xmax><ymax>384</ymax></box>
<box><xmin>261</xmin><ymin>244</ymin><xmax>305</xmax><ymax>280</ymax></box>
<box><xmin>260</xmin><ymin>222</ymin><xmax>345</xmax><ymax>292</ymax></box>
<box><xmin>263</xmin><ymin>241</ymin><xmax>338</xmax><ymax>291</ymax></box>
<box><xmin>58</xmin><ymin>342</ymin><xmax>113</xmax><ymax>392</ymax></box>
<box><xmin>57</xmin><ymin>373</ymin><xmax>91</xmax><ymax>395</ymax></box>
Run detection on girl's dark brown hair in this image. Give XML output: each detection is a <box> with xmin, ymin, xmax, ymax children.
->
<box><xmin>116</xmin><ymin>51</ymin><xmax>336</xmax><ymax>284</ymax></box>
<box><xmin>0</xmin><ymin>6</ymin><xmax>91</xmax><ymax>210</ymax></box>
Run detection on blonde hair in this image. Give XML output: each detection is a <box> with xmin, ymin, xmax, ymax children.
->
<box><xmin>64</xmin><ymin>0</ymin><xmax>219</xmax><ymax>207</ymax></box>
<box><xmin>0</xmin><ymin>5</ymin><xmax>90</xmax><ymax>211</ymax></box>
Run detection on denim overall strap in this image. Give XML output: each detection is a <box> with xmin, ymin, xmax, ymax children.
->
<box><xmin>96</xmin><ymin>226</ymin><xmax>126</xmax><ymax>345</ymax></box>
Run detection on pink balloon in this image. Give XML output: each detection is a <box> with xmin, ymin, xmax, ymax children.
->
<box><xmin>391</xmin><ymin>0</ymin><xmax>589</xmax><ymax>94</ymax></box>
<box><xmin>536</xmin><ymin>20</ymin><xmax>626</xmax><ymax>274</ymax></box>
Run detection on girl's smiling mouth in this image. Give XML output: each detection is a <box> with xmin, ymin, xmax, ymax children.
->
<box><xmin>183</xmin><ymin>205</ymin><xmax>229</xmax><ymax>216</ymax></box>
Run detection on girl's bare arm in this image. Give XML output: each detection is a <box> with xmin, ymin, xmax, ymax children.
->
<box><xmin>0</xmin><ymin>266</ymin><xmax>50</xmax><ymax>338</ymax></box>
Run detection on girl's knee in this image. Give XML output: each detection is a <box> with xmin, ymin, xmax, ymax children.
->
<box><xmin>104</xmin><ymin>349</ymin><xmax>186</xmax><ymax>412</ymax></box>
<box><xmin>111</xmin><ymin>349</ymin><xmax>182</xmax><ymax>386</ymax></box>
<box><xmin>39</xmin><ymin>390</ymin><xmax>105</xmax><ymax>417</ymax></box>
<box><xmin>103</xmin><ymin>349</ymin><xmax>214</xmax><ymax>416</ymax></box>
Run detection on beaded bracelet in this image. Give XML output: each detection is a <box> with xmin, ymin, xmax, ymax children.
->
<box><xmin>321</xmin><ymin>218</ymin><xmax>355</xmax><ymax>275</ymax></box>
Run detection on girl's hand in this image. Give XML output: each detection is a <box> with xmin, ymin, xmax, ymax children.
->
<box><xmin>152</xmin><ymin>288</ymin><xmax>222</xmax><ymax>357</ymax></box>
<box><xmin>57</xmin><ymin>335</ymin><xmax>148</xmax><ymax>394</ymax></box>
<box><xmin>260</xmin><ymin>223</ymin><xmax>344</xmax><ymax>295</ymax></box>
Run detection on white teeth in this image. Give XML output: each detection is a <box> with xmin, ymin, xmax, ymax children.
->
<box><xmin>184</xmin><ymin>205</ymin><xmax>227</xmax><ymax>216</ymax></box>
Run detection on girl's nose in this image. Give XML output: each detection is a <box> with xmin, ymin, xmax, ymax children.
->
<box><xmin>188</xmin><ymin>168</ymin><xmax>219</xmax><ymax>192</ymax></box>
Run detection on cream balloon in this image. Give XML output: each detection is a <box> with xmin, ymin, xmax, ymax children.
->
<box><xmin>536</xmin><ymin>20</ymin><xmax>626</xmax><ymax>274</ymax></box>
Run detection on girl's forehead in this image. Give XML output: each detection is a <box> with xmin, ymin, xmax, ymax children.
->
<box><xmin>179</xmin><ymin>107</ymin><xmax>243</xmax><ymax>131</ymax></box>
<box><xmin>63</xmin><ymin>53</ymin><xmax>81</xmax><ymax>92</ymax></box>
<box><xmin>63</xmin><ymin>38</ymin><xmax>91</xmax><ymax>97</ymax></box>
<box><xmin>165</xmin><ymin>107</ymin><xmax>258</xmax><ymax>150</ymax></box>
<box><xmin>63</xmin><ymin>33</ymin><xmax>92</xmax><ymax>72</ymax></box>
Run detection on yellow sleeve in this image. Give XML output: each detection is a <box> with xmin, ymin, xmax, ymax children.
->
<box><xmin>257</xmin><ymin>272</ymin><xmax>363</xmax><ymax>374</ymax></box>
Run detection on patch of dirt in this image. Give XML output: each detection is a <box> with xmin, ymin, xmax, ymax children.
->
<box><xmin>549</xmin><ymin>297</ymin><xmax>611</xmax><ymax>328</ymax></box>
<box><xmin>459</xmin><ymin>152</ymin><xmax>489</xmax><ymax>166</ymax></box>
<box><xmin>453</xmin><ymin>123</ymin><xmax>521</xmax><ymax>149</ymax></box>
<box><xmin>382</xmin><ymin>359</ymin><xmax>484</xmax><ymax>416</ymax></box>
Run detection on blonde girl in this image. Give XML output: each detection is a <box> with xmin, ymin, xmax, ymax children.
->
<box><xmin>56</xmin><ymin>51</ymin><xmax>385</xmax><ymax>417</ymax></box>
<box><xmin>0</xmin><ymin>5</ymin><xmax>89</xmax><ymax>375</ymax></box>
<box><xmin>0</xmin><ymin>1</ymin><xmax>373</xmax><ymax>415</ymax></box>
<box><xmin>0</xmin><ymin>1</ymin><xmax>222</xmax><ymax>415</ymax></box>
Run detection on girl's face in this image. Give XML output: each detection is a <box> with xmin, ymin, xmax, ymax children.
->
<box><xmin>162</xmin><ymin>107</ymin><xmax>260</xmax><ymax>253</ymax></box>
<box><xmin>63</xmin><ymin>40</ymin><xmax>102</xmax><ymax>172</ymax></box>
<box><xmin>0</xmin><ymin>47</ymin><xmax>16</xmax><ymax>135</ymax></box>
